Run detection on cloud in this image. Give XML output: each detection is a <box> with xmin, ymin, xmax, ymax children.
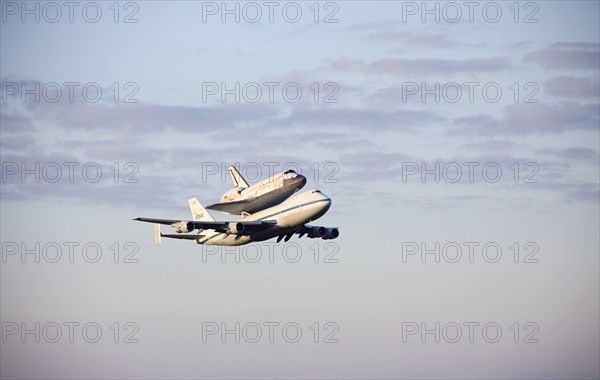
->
<box><xmin>531</xmin><ymin>180</ymin><xmax>600</xmax><ymax>204</ymax></box>
<box><xmin>536</xmin><ymin>147</ymin><xmax>599</xmax><ymax>164</ymax></box>
<box><xmin>0</xmin><ymin>135</ymin><xmax>37</xmax><ymax>150</ymax></box>
<box><xmin>368</xmin><ymin>31</ymin><xmax>459</xmax><ymax>49</ymax></box>
<box><xmin>25</xmin><ymin>100</ymin><xmax>277</xmax><ymax>133</ymax></box>
<box><xmin>0</xmin><ymin>110</ymin><xmax>35</xmax><ymax>134</ymax></box>
<box><xmin>552</xmin><ymin>42</ymin><xmax>600</xmax><ymax>50</ymax></box>
<box><xmin>523</xmin><ymin>42</ymin><xmax>600</xmax><ymax>70</ymax></box>
<box><xmin>337</xmin><ymin>146</ymin><xmax>599</xmax><ymax>208</ymax></box>
<box><xmin>545</xmin><ymin>76</ymin><xmax>599</xmax><ymax>99</ymax></box>
<box><xmin>273</xmin><ymin>105</ymin><xmax>444</xmax><ymax>131</ymax></box>
<box><xmin>0</xmin><ymin>131</ymin><xmax>347</xmax><ymax>209</ymax></box>
<box><xmin>453</xmin><ymin>102</ymin><xmax>599</xmax><ymax>135</ymax></box>
<box><xmin>331</xmin><ymin>148</ymin><xmax>597</xmax><ymax>211</ymax></box>
<box><xmin>566</xmin><ymin>187</ymin><xmax>599</xmax><ymax>203</ymax></box>
<box><xmin>347</xmin><ymin>22</ymin><xmax>395</xmax><ymax>32</ymax></box>
<box><xmin>1</xmin><ymin>78</ymin><xmax>282</xmax><ymax>134</ymax></box>
<box><xmin>510</xmin><ymin>41</ymin><xmax>535</xmax><ymax>49</ymax></box>
<box><xmin>0</xmin><ymin>146</ymin><xmax>291</xmax><ymax>209</ymax></box>
<box><xmin>0</xmin><ymin>168</ymin><xmax>191</xmax><ymax>210</ymax></box>
<box><xmin>458</xmin><ymin>140</ymin><xmax>519</xmax><ymax>151</ymax></box>
<box><xmin>330</xmin><ymin>56</ymin><xmax>513</xmax><ymax>76</ymax></box>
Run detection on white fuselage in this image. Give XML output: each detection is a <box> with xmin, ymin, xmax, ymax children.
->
<box><xmin>197</xmin><ymin>190</ymin><xmax>331</xmax><ymax>246</ymax></box>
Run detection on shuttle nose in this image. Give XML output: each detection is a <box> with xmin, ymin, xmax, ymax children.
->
<box><xmin>286</xmin><ymin>174</ymin><xmax>307</xmax><ymax>189</ymax></box>
<box><xmin>297</xmin><ymin>174</ymin><xmax>307</xmax><ymax>188</ymax></box>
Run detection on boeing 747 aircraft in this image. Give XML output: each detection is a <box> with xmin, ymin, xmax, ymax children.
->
<box><xmin>134</xmin><ymin>189</ymin><xmax>338</xmax><ymax>246</ymax></box>
<box><xmin>206</xmin><ymin>166</ymin><xmax>306</xmax><ymax>214</ymax></box>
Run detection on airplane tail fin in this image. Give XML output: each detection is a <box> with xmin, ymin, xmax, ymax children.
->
<box><xmin>188</xmin><ymin>197</ymin><xmax>216</xmax><ymax>221</ymax></box>
<box><xmin>228</xmin><ymin>166</ymin><xmax>249</xmax><ymax>188</ymax></box>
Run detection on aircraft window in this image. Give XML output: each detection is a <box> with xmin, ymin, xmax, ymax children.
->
<box><xmin>283</xmin><ymin>170</ymin><xmax>296</xmax><ymax>174</ymax></box>
<box><xmin>312</xmin><ymin>190</ymin><xmax>321</xmax><ymax>193</ymax></box>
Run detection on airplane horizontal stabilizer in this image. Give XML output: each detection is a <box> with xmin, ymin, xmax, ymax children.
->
<box><xmin>160</xmin><ymin>233</ymin><xmax>206</xmax><ymax>240</ymax></box>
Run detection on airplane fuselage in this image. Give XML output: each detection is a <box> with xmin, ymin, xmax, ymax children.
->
<box><xmin>196</xmin><ymin>190</ymin><xmax>331</xmax><ymax>245</ymax></box>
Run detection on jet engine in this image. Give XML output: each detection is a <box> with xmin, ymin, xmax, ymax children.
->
<box><xmin>176</xmin><ymin>221</ymin><xmax>195</xmax><ymax>233</ymax></box>
<box><xmin>308</xmin><ymin>226</ymin><xmax>327</xmax><ymax>238</ymax></box>
<box><xmin>323</xmin><ymin>228</ymin><xmax>340</xmax><ymax>240</ymax></box>
<box><xmin>226</xmin><ymin>222</ymin><xmax>245</xmax><ymax>234</ymax></box>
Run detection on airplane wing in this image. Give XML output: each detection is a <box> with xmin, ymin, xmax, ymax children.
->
<box><xmin>205</xmin><ymin>197</ymin><xmax>258</xmax><ymax>214</ymax></box>
<box><xmin>133</xmin><ymin>217</ymin><xmax>277</xmax><ymax>234</ymax></box>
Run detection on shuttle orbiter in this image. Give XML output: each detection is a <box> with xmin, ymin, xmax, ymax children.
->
<box><xmin>206</xmin><ymin>166</ymin><xmax>306</xmax><ymax>215</ymax></box>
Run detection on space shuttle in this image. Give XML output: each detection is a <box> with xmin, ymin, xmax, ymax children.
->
<box><xmin>206</xmin><ymin>166</ymin><xmax>307</xmax><ymax>215</ymax></box>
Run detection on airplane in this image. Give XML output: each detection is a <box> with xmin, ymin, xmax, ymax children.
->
<box><xmin>206</xmin><ymin>166</ymin><xmax>307</xmax><ymax>215</ymax></box>
<box><xmin>134</xmin><ymin>189</ymin><xmax>339</xmax><ymax>246</ymax></box>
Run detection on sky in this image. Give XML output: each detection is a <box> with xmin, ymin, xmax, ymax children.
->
<box><xmin>1</xmin><ymin>1</ymin><xmax>599</xmax><ymax>379</ymax></box>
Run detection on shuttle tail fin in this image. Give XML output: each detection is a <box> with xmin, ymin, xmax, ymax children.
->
<box><xmin>188</xmin><ymin>197</ymin><xmax>216</xmax><ymax>221</ymax></box>
<box><xmin>228</xmin><ymin>166</ymin><xmax>249</xmax><ymax>188</ymax></box>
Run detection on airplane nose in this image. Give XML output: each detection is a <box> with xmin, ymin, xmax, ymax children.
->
<box><xmin>319</xmin><ymin>192</ymin><xmax>332</xmax><ymax>208</ymax></box>
<box><xmin>314</xmin><ymin>194</ymin><xmax>331</xmax><ymax>219</ymax></box>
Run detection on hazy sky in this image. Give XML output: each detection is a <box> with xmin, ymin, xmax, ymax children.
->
<box><xmin>1</xmin><ymin>1</ymin><xmax>599</xmax><ymax>379</ymax></box>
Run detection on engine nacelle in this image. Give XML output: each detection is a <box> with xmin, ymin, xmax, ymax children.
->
<box><xmin>308</xmin><ymin>226</ymin><xmax>327</xmax><ymax>238</ymax></box>
<box><xmin>176</xmin><ymin>221</ymin><xmax>195</xmax><ymax>233</ymax></box>
<box><xmin>323</xmin><ymin>228</ymin><xmax>339</xmax><ymax>240</ymax></box>
<box><xmin>227</xmin><ymin>222</ymin><xmax>245</xmax><ymax>234</ymax></box>
<box><xmin>221</xmin><ymin>187</ymin><xmax>246</xmax><ymax>202</ymax></box>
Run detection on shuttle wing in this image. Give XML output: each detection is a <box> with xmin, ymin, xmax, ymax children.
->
<box><xmin>205</xmin><ymin>198</ymin><xmax>258</xmax><ymax>214</ymax></box>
